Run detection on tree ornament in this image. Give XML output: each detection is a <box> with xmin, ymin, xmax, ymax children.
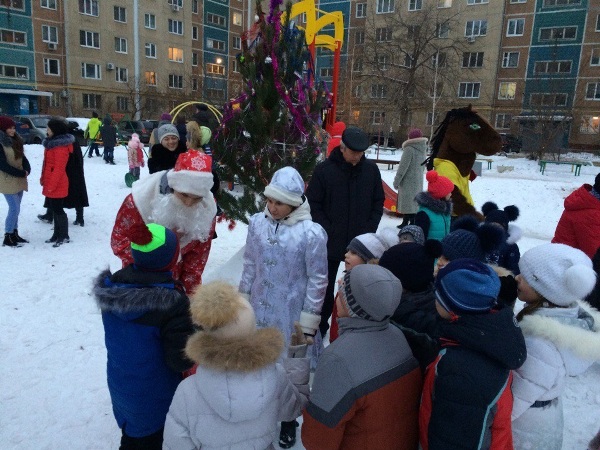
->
<box><xmin>265</xmin><ymin>56</ymin><xmax>272</xmax><ymax>64</ymax></box>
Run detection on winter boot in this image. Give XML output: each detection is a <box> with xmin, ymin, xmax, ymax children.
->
<box><xmin>73</xmin><ymin>208</ymin><xmax>84</xmax><ymax>227</ymax></box>
<box><xmin>278</xmin><ymin>420</ymin><xmax>298</xmax><ymax>449</ymax></box>
<box><xmin>13</xmin><ymin>229</ymin><xmax>28</xmax><ymax>243</ymax></box>
<box><xmin>38</xmin><ymin>209</ymin><xmax>53</xmax><ymax>224</ymax></box>
<box><xmin>3</xmin><ymin>232</ymin><xmax>20</xmax><ymax>247</ymax></box>
<box><xmin>53</xmin><ymin>214</ymin><xmax>70</xmax><ymax>247</ymax></box>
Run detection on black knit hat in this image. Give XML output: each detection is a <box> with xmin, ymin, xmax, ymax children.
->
<box><xmin>481</xmin><ymin>202</ymin><xmax>519</xmax><ymax>231</ymax></box>
<box><xmin>441</xmin><ymin>216</ymin><xmax>504</xmax><ymax>262</ymax></box>
<box><xmin>594</xmin><ymin>173</ymin><xmax>600</xmax><ymax>193</ymax></box>
<box><xmin>341</xmin><ymin>126</ymin><xmax>369</xmax><ymax>152</ymax></box>
<box><xmin>47</xmin><ymin>117</ymin><xmax>69</xmax><ymax>136</ymax></box>
<box><xmin>379</xmin><ymin>240</ymin><xmax>443</xmax><ymax>292</ymax></box>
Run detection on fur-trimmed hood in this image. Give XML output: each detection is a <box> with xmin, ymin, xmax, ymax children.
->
<box><xmin>415</xmin><ymin>191</ymin><xmax>453</xmax><ymax>215</ymax></box>
<box><xmin>402</xmin><ymin>136</ymin><xmax>428</xmax><ymax>149</ymax></box>
<box><xmin>263</xmin><ymin>198</ymin><xmax>313</xmax><ymax>226</ymax></box>
<box><xmin>42</xmin><ymin>133</ymin><xmax>75</xmax><ymax>149</ymax></box>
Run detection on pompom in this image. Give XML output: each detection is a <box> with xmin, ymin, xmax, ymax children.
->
<box><xmin>477</xmin><ymin>222</ymin><xmax>505</xmax><ymax>253</ymax></box>
<box><xmin>424</xmin><ymin>239</ymin><xmax>443</xmax><ymax>258</ymax></box>
<box><xmin>564</xmin><ymin>265</ymin><xmax>597</xmax><ymax>300</ymax></box>
<box><xmin>426</xmin><ymin>170</ymin><xmax>439</xmax><ymax>183</ymax></box>
<box><xmin>451</xmin><ymin>215</ymin><xmax>479</xmax><ymax>233</ymax></box>
<box><xmin>129</xmin><ymin>223</ymin><xmax>153</xmax><ymax>246</ymax></box>
<box><xmin>504</xmin><ymin>205</ymin><xmax>520</xmax><ymax>222</ymax></box>
<box><xmin>378</xmin><ymin>227</ymin><xmax>400</xmax><ymax>249</ymax></box>
<box><xmin>481</xmin><ymin>201</ymin><xmax>499</xmax><ymax>216</ymax></box>
<box><xmin>189</xmin><ymin>281</ymin><xmax>243</xmax><ymax>328</ymax></box>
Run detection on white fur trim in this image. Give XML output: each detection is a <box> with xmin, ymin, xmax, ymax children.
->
<box><xmin>167</xmin><ymin>170</ymin><xmax>213</xmax><ymax>197</ymax></box>
<box><xmin>299</xmin><ymin>311</ymin><xmax>321</xmax><ymax>335</ymax></box>
<box><xmin>263</xmin><ymin>184</ymin><xmax>303</xmax><ymax>207</ymax></box>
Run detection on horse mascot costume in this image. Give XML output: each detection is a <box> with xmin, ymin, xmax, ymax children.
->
<box><xmin>425</xmin><ymin>105</ymin><xmax>502</xmax><ymax>220</ymax></box>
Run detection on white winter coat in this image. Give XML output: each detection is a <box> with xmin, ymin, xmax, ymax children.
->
<box><xmin>239</xmin><ymin>201</ymin><xmax>328</xmax><ymax>344</ymax></box>
<box><xmin>512</xmin><ymin>302</ymin><xmax>600</xmax><ymax>450</ymax></box>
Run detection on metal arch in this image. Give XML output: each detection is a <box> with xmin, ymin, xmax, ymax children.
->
<box><xmin>169</xmin><ymin>101</ymin><xmax>223</xmax><ymax>123</ymax></box>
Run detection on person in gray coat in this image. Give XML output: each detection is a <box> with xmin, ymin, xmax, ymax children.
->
<box><xmin>393</xmin><ymin>128</ymin><xmax>428</xmax><ymax>227</ymax></box>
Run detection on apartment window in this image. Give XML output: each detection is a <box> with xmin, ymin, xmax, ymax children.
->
<box><xmin>81</xmin><ymin>62</ymin><xmax>101</xmax><ymax>79</ymax></box>
<box><xmin>320</xmin><ymin>67</ymin><xmax>334</xmax><ymax>77</ymax></box>
<box><xmin>498</xmin><ymin>82</ymin><xmax>516</xmax><ymax>100</ymax></box>
<box><xmin>534</xmin><ymin>60</ymin><xmax>572</xmax><ymax>74</ymax></box>
<box><xmin>145</xmin><ymin>43</ymin><xmax>156</xmax><ymax>58</ymax></box>
<box><xmin>436</xmin><ymin>22</ymin><xmax>449</xmax><ymax>38</ymax></box>
<box><xmin>462</xmin><ymin>52</ymin><xmax>484</xmax><ymax>68</ymax></box>
<box><xmin>79</xmin><ymin>0</ymin><xmax>98</xmax><ymax>16</ymax></box>
<box><xmin>41</xmin><ymin>0</ymin><xmax>56</xmax><ymax>9</ymax></box>
<box><xmin>115</xmin><ymin>37</ymin><xmax>127</xmax><ymax>53</ymax></box>
<box><xmin>353</xmin><ymin>59</ymin><xmax>363</xmax><ymax>72</ymax></box>
<box><xmin>597</xmin><ymin>15</ymin><xmax>600</xmax><ymax>31</ymax></box>
<box><xmin>377</xmin><ymin>55</ymin><xmax>388</xmax><ymax>70</ymax></box>
<box><xmin>377</xmin><ymin>0</ymin><xmax>394</xmax><ymax>13</ymax></box>
<box><xmin>465</xmin><ymin>20</ymin><xmax>487</xmax><ymax>37</ymax></box>
<box><xmin>232</xmin><ymin>59</ymin><xmax>239</xmax><ymax>73</ymax></box>
<box><xmin>233</xmin><ymin>36</ymin><xmax>241</xmax><ymax>50</ymax></box>
<box><xmin>495</xmin><ymin>113</ymin><xmax>512</xmax><ymax>129</ymax></box>
<box><xmin>438</xmin><ymin>0</ymin><xmax>452</xmax><ymax>7</ymax></box>
<box><xmin>80</xmin><ymin>30</ymin><xmax>99</xmax><ymax>48</ymax></box>
<box><xmin>458</xmin><ymin>82</ymin><xmax>480</xmax><ymax>98</ymax></box>
<box><xmin>0</xmin><ymin>29</ymin><xmax>26</xmax><ymax>45</ymax></box>
<box><xmin>145</xmin><ymin>14</ymin><xmax>156</xmax><ymax>29</ymax></box>
<box><xmin>232</xmin><ymin>12</ymin><xmax>242</xmax><ymax>26</ymax></box>
<box><xmin>192</xmin><ymin>78</ymin><xmax>198</xmax><ymax>91</ymax></box>
<box><xmin>356</xmin><ymin>3</ymin><xmax>367</xmax><ymax>17</ymax></box>
<box><xmin>192</xmin><ymin>26</ymin><xmax>198</xmax><ymax>40</ymax></box>
<box><xmin>300</xmin><ymin>13</ymin><xmax>307</xmax><ymax>23</ymax></box>
<box><xmin>354</xmin><ymin>85</ymin><xmax>363</xmax><ymax>98</ymax></box>
<box><xmin>432</xmin><ymin>52</ymin><xmax>447</xmax><ymax>67</ymax></box>
<box><xmin>169</xmin><ymin>47</ymin><xmax>184</xmax><ymax>63</ymax></box>
<box><xmin>49</xmin><ymin>92</ymin><xmax>60</xmax><ymax>108</ymax></box>
<box><xmin>42</xmin><ymin>25</ymin><xmax>58</xmax><ymax>44</ymax></box>
<box><xmin>168</xmin><ymin>0</ymin><xmax>183</xmax><ymax>7</ymax></box>
<box><xmin>530</xmin><ymin>93</ymin><xmax>568</xmax><ymax>106</ymax></box>
<box><xmin>192</xmin><ymin>0</ymin><xmax>198</xmax><ymax>13</ymax></box>
<box><xmin>168</xmin><ymin>19</ymin><xmax>183</xmax><ymax>35</ymax></box>
<box><xmin>467</xmin><ymin>0</ymin><xmax>488</xmax><ymax>3</ymax></box>
<box><xmin>408</xmin><ymin>0</ymin><xmax>422</xmax><ymax>10</ymax></box>
<box><xmin>376</xmin><ymin>27</ymin><xmax>392</xmax><ymax>41</ymax></box>
<box><xmin>543</xmin><ymin>0</ymin><xmax>580</xmax><ymax>6</ymax></box>
<box><xmin>207</xmin><ymin>88</ymin><xmax>225</xmax><ymax>99</ymax></box>
<box><xmin>429</xmin><ymin>81</ymin><xmax>444</xmax><ymax>97</ymax></box>
<box><xmin>591</xmin><ymin>48</ymin><xmax>600</xmax><ymax>66</ymax></box>
<box><xmin>355</xmin><ymin>30</ymin><xmax>365</xmax><ymax>44</ymax></box>
<box><xmin>580</xmin><ymin>116</ymin><xmax>600</xmax><ymax>134</ymax></box>
<box><xmin>0</xmin><ymin>64</ymin><xmax>28</xmax><ymax>79</ymax></box>
<box><xmin>207</xmin><ymin>39</ymin><xmax>225</xmax><ymax>51</ymax></box>
<box><xmin>507</xmin><ymin>18</ymin><xmax>525</xmax><ymax>36</ymax></box>
<box><xmin>427</xmin><ymin>112</ymin><xmax>439</xmax><ymax>125</ymax></box>
<box><xmin>206</xmin><ymin>63</ymin><xmax>225</xmax><ymax>75</ymax></box>
<box><xmin>145</xmin><ymin>71</ymin><xmax>157</xmax><ymax>86</ymax></box>
<box><xmin>116</xmin><ymin>67</ymin><xmax>128</xmax><ymax>82</ymax></box>
<box><xmin>585</xmin><ymin>83</ymin><xmax>600</xmax><ymax>100</ymax></box>
<box><xmin>502</xmin><ymin>51</ymin><xmax>519</xmax><ymax>68</ymax></box>
<box><xmin>207</xmin><ymin>13</ymin><xmax>226</xmax><ymax>27</ymax></box>
<box><xmin>169</xmin><ymin>74</ymin><xmax>183</xmax><ymax>89</ymax></box>
<box><xmin>407</xmin><ymin>25</ymin><xmax>420</xmax><ymax>38</ymax></box>
<box><xmin>82</xmin><ymin>93</ymin><xmax>101</xmax><ymax>109</ymax></box>
<box><xmin>371</xmin><ymin>84</ymin><xmax>387</xmax><ymax>98</ymax></box>
<box><xmin>192</xmin><ymin>52</ymin><xmax>198</xmax><ymax>66</ymax></box>
<box><xmin>539</xmin><ymin>26</ymin><xmax>576</xmax><ymax>41</ymax></box>
<box><xmin>43</xmin><ymin>58</ymin><xmax>59</xmax><ymax>75</ymax></box>
<box><xmin>370</xmin><ymin>111</ymin><xmax>385</xmax><ymax>125</ymax></box>
<box><xmin>117</xmin><ymin>96</ymin><xmax>128</xmax><ymax>112</ymax></box>
<box><xmin>510</xmin><ymin>0</ymin><xmax>526</xmax><ymax>3</ymax></box>
<box><xmin>114</xmin><ymin>6</ymin><xmax>126</xmax><ymax>23</ymax></box>
<box><xmin>403</xmin><ymin>54</ymin><xmax>413</xmax><ymax>67</ymax></box>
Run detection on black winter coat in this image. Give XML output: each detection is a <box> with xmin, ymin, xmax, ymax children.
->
<box><xmin>586</xmin><ymin>246</ymin><xmax>600</xmax><ymax>310</ymax></box>
<box><xmin>148</xmin><ymin>141</ymin><xmax>187</xmax><ymax>174</ymax></box>
<box><xmin>100</xmin><ymin>122</ymin><xmax>118</xmax><ymax>147</ymax></box>
<box><xmin>306</xmin><ymin>148</ymin><xmax>384</xmax><ymax>261</ymax></box>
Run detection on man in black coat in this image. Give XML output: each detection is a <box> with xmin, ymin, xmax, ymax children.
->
<box><xmin>306</xmin><ymin>126</ymin><xmax>384</xmax><ymax>338</ymax></box>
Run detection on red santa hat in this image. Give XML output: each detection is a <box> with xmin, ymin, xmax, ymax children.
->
<box><xmin>166</xmin><ymin>150</ymin><xmax>214</xmax><ymax>197</ymax></box>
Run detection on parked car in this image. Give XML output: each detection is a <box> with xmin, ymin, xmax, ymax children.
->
<box><xmin>499</xmin><ymin>133</ymin><xmax>522</xmax><ymax>153</ymax></box>
<box><xmin>117</xmin><ymin>120</ymin><xmax>151</xmax><ymax>144</ymax></box>
<box><xmin>142</xmin><ymin>120</ymin><xmax>159</xmax><ymax>133</ymax></box>
<box><xmin>13</xmin><ymin>115</ymin><xmax>53</xmax><ymax>144</ymax></box>
<box><xmin>12</xmin><ymin>117</ymin><xmax>32</xmax><ymax>144</ymax></box>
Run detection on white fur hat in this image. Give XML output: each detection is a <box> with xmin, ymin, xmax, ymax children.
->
<box><xmin>346</xmin><ymin>228</ymin><xmax>399</xmax><ymax>262</ymax></box>
<box><xmin>263</xmin><ymin>166</ymin><xmax>305</xmax><ymax>207</ymax></box>
<box><xmin>519</xmin><ymin>243</ymin><xmax>597</xmax><ymax>306</ymax></box>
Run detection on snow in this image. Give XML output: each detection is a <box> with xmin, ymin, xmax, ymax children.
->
<box><xmin>1</xmin><ymin>144</ymin><xmax>599</xmax><ymax>449</ymax></box>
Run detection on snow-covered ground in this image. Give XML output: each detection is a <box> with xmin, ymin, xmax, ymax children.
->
<box><xmin>1</xmin><ymin>144</ymin><xmax>599</xmax><ymax>449</ymax></box>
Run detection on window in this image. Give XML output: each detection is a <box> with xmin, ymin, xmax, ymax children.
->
<box><xmin>1</xmin><ymin>0</ymin><xmax>24</xmax><ymax>8</ymax></box>
<box><xmin>534</xmin><ymin>60</ymin><xmax>572</xmax><ymax>74</ymax></box>
<box><xmin>114</xmin><ymin>6</ymin><xmax>126</xmax><ymax>23</ymax></box>
<box><xmin>0</xmin><ymin>64</ymin><xmax>28</xmax><ymax>79</ymax></box>
<box><xmin>458</xmin><ymin>82</ymin><xmax>480</xmax><ymax>98</ymax></box>
<box><xmin>407</xmin><ymin>25</ymin><xmax>420</xmax><ymax>38</ymax></box>
<box><xmin>432</xmin><ymin>52</ymin><xmax>447</xmax><ymax>67</ymax></box>
<box><xmin>495</xmin><ymin>114</ymin><xmax>512</xmax><ymax>129</ymax></box>
<box><xmin>436</xmin><ymin>22</ymin><xmax>449</xmax><ymax>38</ymax></box>
<box><xmin>377</xmin><ymin>0</ymin><xmax>394</xmax><ymax>13</ymax></box>
<box><xmin>320</xmin><ymin>67</ymin><xmax>334</xmax><ymax>77</ymax></box>
<box><xmin>43</xmin><ymin>58</ymin><xmax>59</xmax><ymax>75</ymax></box>
<box><xmin>438</xmin><ymin>0</ymin><xmax>452</xmax><ymax>7</ymax></box>
<box><xmin>429</xmin><ymin>81</ymin><xmax>443</xmax><ymax>97</ymax></box>
<box><xmin>207</xmin><ymin>88</ymin><xmax>225</xmax><ymax>99</ymax></box>
<box><xmin>232</xmin><ymin>59</ymin><xmax>239</xmax><ymax>73</ymax></box>
<box><xmin>466</xmin><ymin>20</ymin><xmax>487</xmax><ymax>37</ymax></box>
<box><xmin>145</xmin><ymin>43</ymin><xmax>156</xmax><ymax>58</ymax></box>
<box><xmin>585</xmin><ymin>83</ymin><xmax>600</xmax><ymax>100</ymax></box>
<box><xmin>498</xmin><ymin>82</ymin><xmax>516</xmax><ymax>99</ymax></box>
<box><xmin>145</xmin><ymin>71</ymin><xmax>157</xmax><ymax>86</ymax></box>
<box><xmin>510</xmin><ymin>0</ymin><xmax>526</xmax><ymax>3</ymax></box>
<box><xmin>115</xmin><ymin>37</ymin><xmax>127</xmax><ymax>53</ymax></box>
<box><xmin>356</xmin><ymin>3</ymin><xmax>367</xmax><ymax>17</ymax></box>
<box><xmin>597</xmin><ymin>15</ymin><xmax>600</xmax><ymax>32</ymax></box>
<box><xmin>502</xmin><ymin>51</ymin><xmax>519</xmax><ymax>68</ymax></box>
<box><xmin>192</xmin><ymin>0</ymin><xmax>198</xmax><ymax>13</ymax></box>
<box><xmin>117</xmin><ymin>96</ymin><xmax>128</xmax><ymax>112</ymax></box>
<box><xmin>408</xmin><ymin>0</ymin><xmax>422</xmax><ymax>10</ymax></box>
<box><xmin>83</xmin><ymin>93</ymin><xmax>101</xmax><ymax>109</ymax></box>
<box><xmin>192</xmin><ymin>52</ymin><xmax>198</xmax><ymax>66</ymax></box>
<box><xmin>376</xmin><ymin>27</ymin><xmax>392</xmax><ymax>42</ymax></box>
<box><xmin>168</xmin><ymin>0</ymin><xmax>183</xmax><ymax>7</ymax></box>
<box><xmin>233</xmin><ymin>36</ymin><xmax>241</xmax><ymax>50</ymax></box>
<box><xmin>80</xmin><ymin>30</ymin><xmax>100</xmax><ymax>48</ymax></box>
<box><xmin>591</xmin><ymin>48</ymin><xmax>600</xmax><ymax>66</ymax></box>
<box><xmin>530</xmin><ymin>93</ymin><xmax>568</xmax><ymax>106</ymax></box>
<box><xmin>192</xmin><ymin>78</ymin><xmax>198</xmax><ymax>91</ymax></box>
<box><xmin>403</xmin><ymin>54</ymin><xmax>413</xmax><ymax>67</ymax></box>
<box><xmin>376</xmin><ymin>55</ymin><xmax>388</xmax><ymax>70</ymax></box>
<box><xmin>580</xmin><ymin>116</ymin><xmax>600</xmax><ymax>134</ymax></box>
<box><xmin>353</xmin><ymin>59</ymin><xmax>363</xmax><ymax>72</ymax></box>
<box><xmin>370</xmin><ymin>111</ymin><xmax>385</xmax><ymax>125</ymax></box>
<box><xmin>49</xmin><ymin>92</ymin><xmax>60</xmax><ymax>108</ymax></box>
<box><xmin>427</xmin><ymin>112</ymin><xmax>439</xmax><ymax>125</ymax></box>
<box><xmin>232</xmin><ymin>12</ymin><xmax>242</xmax><ymax>26</ymax></box>
<box><xmin>192</xmin><ymin>26</ymin><xmax>198</xmax><ymax>40</ymax></box>
<box><xmin>507</xmin><ymin>18</ymin><xmax>525</xmax><ymax>36</ymax></box>
<box><xmin>42</xmin><ymin>25</ymin><xmax>58</xmax><ymax>44</ymax></box>
<box><xmin>355</xmin><ymin>30</ymin><xmax>365</xmax><ymax>44</ymax></box>
<box><xmin>116</xmin><ymin>67</ymin><xmax>128</xmax><ymax>82</ymax></box>
<box><xmin>168</xmin><ymin>20</ymin><xmax>183</xmax><ymax>35</ymax></box>
<box><xmin>168</xmin><ymin>47</ymin><xmax>184</xmax><ymax>63</ymax></box>
<box><xmin>169</xmin><ymin>74</ymin><xmax>183</xmax><ymax>89</ymax></box>
<box><xmin>145</xmin><ymin>14</ymin><xmax>156</xmax><ymax>29</ymax></box>
<box><xmin>353</xmin><ymin>85</ymin><xmax>363</xmax><ymax>98</ymax></box>
<box><xmin>539</xmin><ymin>26</ymin><xmax>576</xmax><ymax>41</ymax></box>
<box><xmin>371</xmin><ymin>84</ymin><xmax>387</xmax><ymax>98</ymax></box>
<box><xmin>467</xmin><ymin>0</ymin><xmax>488</xmax><ymax>3</ymax></box>
<box><xmin>207</xmin><ymin>39</ymin><xmax>225</xmax><ymax>51</ymax></box>
<box><xmin>462</xmin><ymin>52</ymin><xmax>484</xmax><ymax>68</ymax></box>
<box><xmin>0</xmin><ymin>29</ymin><xmax>26</xmax><ymax>45</ymax></box>
<box><xmin>81</xmin><ymin>63</ymin><xmax>101</xmax><ymax>79</ymax></box>
<box><xmin>41</xmin><ymin>0</ymin><xmax>56</xmax><ymax>9</ymax></box>
<box><xmin>79</xmin><ymin>0</ymin><xmax>98</xmax><ymax>16</ymax></box>
<box><xmin>543</xmin><ymin>0</ymin><xmax>580</xmax><ymax>6</ymax></box>
<box><xmin>206</xmin><ymin>63</ymin><xmax>225</xmax><ymax>75</ymax></box>
<box><xmin>207</xmin><ymin>13</ymin><xmax>226</xmax><ymax>27</ymax></box>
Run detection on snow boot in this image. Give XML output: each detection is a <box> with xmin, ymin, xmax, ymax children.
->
<box><xmin>52</xmin><ymin>214</ymin><xmax>70</xmax><ymax>248</ymax></box>
<box><xmin>73</xmin><ymin>208</ymin><xmax>84</xmax><ymax>227</ymax></box>
<box><xmin>3</xmin><ymin>232</ymin><xmax>20</xmax><ymax>247</ymax></box>
<box><xmin>13</xmin><ymin>229</ymin><xmax>28</xmax><ymax>243</ymax></box>
<box><xmin>38</xmin><ymin>210</ymin><xmax>53</xmax><ymax>224</ymax></box>
<box><xmin>278</xmin><ymin>420</ymin><xmax>298</xmax><ymax>449</ymax></box>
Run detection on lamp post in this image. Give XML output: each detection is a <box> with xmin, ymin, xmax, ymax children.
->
<box><xmin>377</xmin><ymin>111</ymin><xmax>385</xmax><ymax>159</ymax></box>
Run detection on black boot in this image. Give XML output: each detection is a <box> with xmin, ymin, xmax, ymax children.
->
<box><xmin>278</xmin><ymin>420</ymin><xmax>298</xmax><ymax>449</ymax></box>
<box><xmin>13</xmin><ymin>229</ymin><xmax>28</xmax><ymax>243</ymax></box>
<box><xmin>38</xmin><ymin>210</ymin><xmax>53</xmax><ymax>224</ymax></box>
<box><xmin>73</xmin><ymin>208</ymin><xmax>84</xmax><ymax>226</ymax></box>
<box><xmin>53</xmin><ymin>214</ymin><xmax>70</xmax><ymax>247</ymax></box>
<box><xmin>3</xmin><ymin>232</ymin><xmax>20</xmax><ymax>247</ymax></box>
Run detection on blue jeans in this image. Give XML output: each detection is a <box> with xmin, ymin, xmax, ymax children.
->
<box><xmin>4</xmin><ymin>191</ymin><xmax>23</xmax><ymax>233</ymax></box>
<box><xmin>89</xmin><ymin>140</ymin><xmax>100</xmax><ymax>156</ymax></box>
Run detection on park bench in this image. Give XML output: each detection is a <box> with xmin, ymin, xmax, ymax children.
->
<box><xmin>538</xmin><ymin>159</ymin><xmax>589</xmax><ymax>176</ymax></box>
<box><xmin>374</xmin><ymin>159</ymin><xmax>399</xmax><ymax>170</ymax></box>
<box><xmin>476</xmin><ymin>158</ymin><xmax>493</xmax><ymax>170</ymax></box>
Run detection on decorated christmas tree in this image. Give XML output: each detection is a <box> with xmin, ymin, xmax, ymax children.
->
<box><xmin>212</xmin><ymin>0</ymin><xmax>330</xmax><ymax>224</ymax></box>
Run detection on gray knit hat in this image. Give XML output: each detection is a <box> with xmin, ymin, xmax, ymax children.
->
<box><xmin>346</xmin><ymin>229</ymin><xmax>399</xmax><ymax>262</ymax></box>
<box><xmin>397</xmin><ymin>225</ymin><xmax>425</xmax><ymax>245</ymax></box>
<box><xmin>157</xmin><ymin>124</ymin><xmax>179</xmax><ymax>143</ymax></box>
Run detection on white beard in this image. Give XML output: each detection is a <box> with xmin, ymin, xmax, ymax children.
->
<box><xmin>148</xmin><ymin>193</ymin><xmax>216</xmax><ymax>247</ymax></box>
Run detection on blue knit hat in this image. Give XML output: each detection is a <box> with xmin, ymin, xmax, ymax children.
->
<box><xmin>435</xmin><ymin>258</ymin><xmax>500</xmax><ymax>314</ymax></box>
<box><xmin>441</xmin><ymin>216</ymin><xmax>504</xmax><ymax>262</ymax></box>
<box><xmin>130</xmin><ymin>223</ymin><xmax>180</xmax><ymax>271</ymax></box>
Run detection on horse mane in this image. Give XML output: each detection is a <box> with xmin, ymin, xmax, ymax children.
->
<box><xmin>424</xmin><ymin>106</ymin><xmax>478</xmax><ymax>170</ymax></box>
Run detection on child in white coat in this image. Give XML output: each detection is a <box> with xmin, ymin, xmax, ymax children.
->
<box><xmin>512</xmin><ymin>243</ymin><xmax>600</xmax><ymax>450</ymax></box>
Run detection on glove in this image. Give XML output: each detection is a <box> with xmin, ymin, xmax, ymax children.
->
<box><xmin>288</xmin><ymin>322</ymin><xmax>311</xmax><ymax>358</ymax></box>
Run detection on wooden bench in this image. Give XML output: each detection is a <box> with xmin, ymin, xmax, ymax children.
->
<box><xmin>476</xmin><ymin>158</ymin><xmax>493</xmax><ymax>170</ymax></box>
<box><xmin>374</xmin><ymin>159</ymin><xmax>399</xmax><ymax>170</ymax></box>
<box><xmin>539</xmin><ymin>159</ymin><xmax>588</xmax><ymax>176</ymax></box>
